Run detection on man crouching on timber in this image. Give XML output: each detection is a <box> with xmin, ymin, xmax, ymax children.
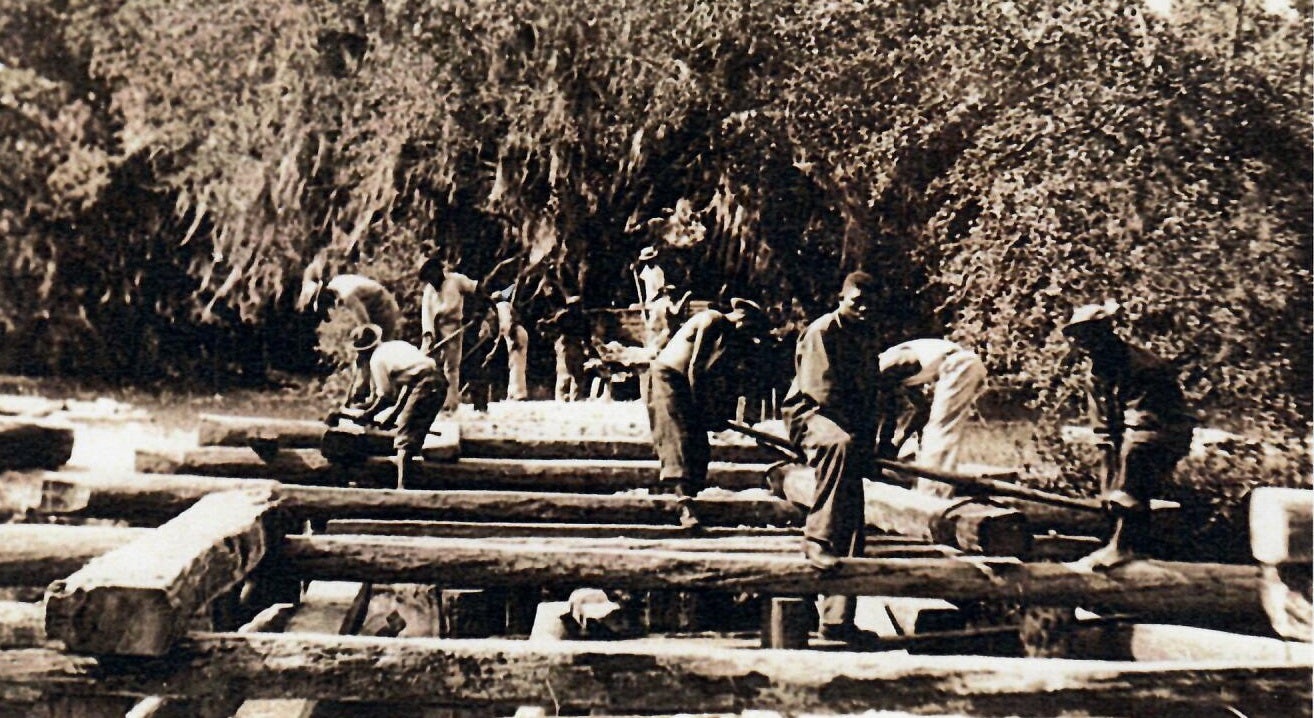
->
<box><xmin>646</xmin><ymin>298</ymin><xmax>770</xmax><ymax>529</ymax></box>
<box><xmin>1062</xmin><ymin>300</ymin><xmax>1197</xmax><ymax>570</ymax></box>
<box><xmin>332</xmin><ymin>324</ymin><xmax>446</xmax><ymax>489</ymax></box>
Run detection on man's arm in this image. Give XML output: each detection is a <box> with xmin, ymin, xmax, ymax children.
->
<box><xmin>420</xmin><ymin>285</ymin><xmax>437</xmax><ymax>350</ymax></box>
<box><xmin>357</xmin><ymin>361</ymin><xmax>398</xmax><ymax>426</ymax></box>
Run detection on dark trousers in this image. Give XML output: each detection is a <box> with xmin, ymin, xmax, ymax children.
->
<box><xmin>1105</xmin><ymin>427</ymin><xmax>1191</xmax><ymax>552</ymax></box>
<box><xmin>393</xmin><ymin>373</ymin><xmax>446</xmax><ymax>455</ymax></box>
<box><xmin>788</xmin><ymin>411</ymin><xmax>870</xmax><ymax>629</ymax></box>
<box><xmin>645</xmin><ymin>364</ymin><xmax>709</xmax><ymax>489</ymax></box>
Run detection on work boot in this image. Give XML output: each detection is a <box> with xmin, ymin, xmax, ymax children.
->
<box><xmin>803</xmin><ymin>540</ymin><xmax>841</xmax><ymax>571</ymax></box>
<box><xmin>671</xmin><ymin>480</ymin><xmax>702</xmax><ymax>531</ymax></box>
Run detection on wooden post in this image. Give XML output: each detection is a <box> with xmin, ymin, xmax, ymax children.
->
<box><xmin>1251</xmin><ymin>487</ymin><xmax>1313</xmax><ymax>642</ymax></box>
<box><xmin>761</xmin><ymin>597</ymin><xmax>812</xmax><ymax>649</ymax></box>
<box><xmin>44</xmin><ymin>488</ymin><xmax>276</xmax><ymax>656</ymax></box>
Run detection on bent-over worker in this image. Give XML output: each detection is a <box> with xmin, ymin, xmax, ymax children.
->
<box><xmin>335</xmin><ymin>324</ymin><xmax>446</xmax><ymax>490</ymax></box>
<box><xmin>646</xmin><ymin>298</ymin><xmax>769</xmax><ymax>528</ymax></box>
<box><xmin>782</xmin><ymin>271</ymin><xmax>891</xmax><ymax>645</ymax></box>
<box><xmin>1062</xmin><ymin>300</ymin><xmax>1197</xmax><ymax>570</ymax></box>
<box><xmin>878</xmin><ymin>338</ymin><xmax>988</xmax><ymax>495</ymax></box>
<box><xmin>488</xmin><ymin>284</ymin><xmax>529</xmax><ymax>401</ymax></box>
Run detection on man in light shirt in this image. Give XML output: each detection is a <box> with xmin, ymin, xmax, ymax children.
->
<box><xmin>334</xmin><ymin>324</ymin><xmax>445</xmax><ymax>489</ymax></box>
<box><xmin>419</xmin><ymin>257</ymin><xmax>485</xmax><ymax>412</ymax></box>
<box><xmin>877</xmin><ymin>338</ymin><xmax>988</xmax><ymax>495</ymax></box>
<box><xmin>298</xmin><ymin>260</ymin><xmax>402</xmax><ymax>340</ymax></box>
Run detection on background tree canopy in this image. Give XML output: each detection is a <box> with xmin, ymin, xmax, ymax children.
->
<box><xmin>1</xmin><ymin>0</ymin><xmax>1309</xmax><ymax>437</ymax></box>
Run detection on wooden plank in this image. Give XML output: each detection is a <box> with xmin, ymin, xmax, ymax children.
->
<box><xmin>1251</xmin><ymin>487</ymin><xmax>1313</xmax><ymax>564</ymax></box>
<box><xmin>196</xmin><ymin>413</ymin><xmax>778</xmax><ymax>463</ymax></box>
<box><xmin>1071</xmin><ymin>621</ymin><xmax>1314</xmax><ymax>662</ymax></box>
<box><xmin>44</xmin><ymin>488</ymin><xmax>276</xmax><ymax>656</ymax></box>
<box><xmin>18</xmin><ymin>473</ymin><xmax>802</xmax><ymax>528</ymax></box>
<box><xmin>0</xmin><ymin>418</ymin><xmax>74</xmax><ymax>470</ymax></box>
<box><xmin>138</xmin><ymin>447</ymin><xmax>769</xmax><ymax>492</ymax></box>
<box><xmin>774</xmin><ymin>464</ymin><xmax>1030</xmax><ymax>556</ymax></box>
<box><xmin>278</xmin><ymin>536</ymin><xmax>1266</xmax><ymax>620</ymax></box>
<box><xmin>0</xmin><ymin>633</ymin><xmax>1307</xmax><ymax>715</ymax></box>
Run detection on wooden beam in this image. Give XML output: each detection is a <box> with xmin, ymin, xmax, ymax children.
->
<box><xmin>773</xmin><ymin>464</ymin><xmax>1030</xmax><ymax>556</ymax></box>
<box><xmin>16</xmin><ymin>473</ymin><xmax>802</xmax><ymax>528</ymax></box>
<box><xmin>0</xmin><ymin>524</ymin><xmax>146</xmax><ymax>586</ymax></box>
<box><xmin>0</xmin><ymin>419</ymin><xmax>74</xmax><ymax>471</ymax></box>
<box><xmin>138</xmin><ymin>447</ymin><xmax>770</xmax><ymax>492</ymax></box>
<box><xmin>1</xmin><ymin>633</ymin><xmax>1307</xmax><ymax>715</ymax></box>
<box><xmin>1071</xmin><ymin>621</ymin><xmax>1314</xmax><ymax>662</ymax></box>
<box><xmin>45</xmin><ymin>488</ymin><xmax>276</xmax><ymax>656</ymax></box>
<box><xmin>278</xmin><ymin>535</ymin><xmax>1266</xmax><ymax>620</ymax></box>
<box><xmin>324</xmin><ymin>520</ymin><xmax>800</xmax><ymax>540</ymax></box>
<box><xmin>196</xmin><ymin>413</ymin><xmax>778</xmax><ymax>463</ymax></box>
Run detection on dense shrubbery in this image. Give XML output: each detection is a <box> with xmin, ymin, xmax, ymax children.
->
<box><xmin>0</xmin><ymin>0</ymin><xmax>1309</xmax><ymax>442</ymax></box>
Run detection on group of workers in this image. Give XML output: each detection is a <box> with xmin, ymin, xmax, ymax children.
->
<box><xmin>643</xmin><ymin>270</ymin><xmax>1196</xmax><ymax>644</ymax></box>
<box><xmin>301</xmin><ymin>243</ymin><xmax>1197</xmax><ymax>646</ymax></box>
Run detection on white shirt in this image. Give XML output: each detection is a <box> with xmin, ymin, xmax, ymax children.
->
<box><xmin>421</xmin><ymin>272</ymin><xmax>479</xmax><ymax>336</ymax></box>
<box><xmin>367</xmin><ymin>341</ymin><xmax>438</xmax><ymax>401</ymax></box>
<box><xmin>878</xmin><ymin>338</ymin><xmax>962</xmax><ymax>386</ymax></box>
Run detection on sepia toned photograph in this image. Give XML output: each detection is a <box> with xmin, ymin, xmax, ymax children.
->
<box><xmin>0</xmin><ymin>1</ymin><xmax>1310</xmax><ymax>716</ymax></box>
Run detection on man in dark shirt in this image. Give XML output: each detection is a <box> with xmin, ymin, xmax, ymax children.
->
<box><xmin>646</xmin><ymin>298</ymin><xmax>769</xmax><ymax>528</ymax></box>
<box><xmin>539</xmin><ymin>295</ymin><xmax>593</xmax><ymax>401</ymax></box>
<box><xmin>781</xmin><ymin>271</ymin><xmax>891</xmax><ymax>641</ymax></box>
<box><xmin>1063</xmin><ymin>301</ymin><xmax>1197</xmax><ymax>569</ymax></box>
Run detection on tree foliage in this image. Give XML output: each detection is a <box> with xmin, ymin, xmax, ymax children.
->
<box><xmin>0</xmin><ymin>0</ymin><xmax>1309</xmax><ymax>436</ymax></box>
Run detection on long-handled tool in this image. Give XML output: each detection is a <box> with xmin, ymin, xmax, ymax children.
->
<box><xmin>723</xmin><ymin>420</ymin><xmax>1119</xmax><ymax>515</ymax></box>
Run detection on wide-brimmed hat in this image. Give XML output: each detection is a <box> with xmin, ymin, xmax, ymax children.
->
<box><xmin>730</xmin><ymin>297</ymin><xmax>767</xmax><ymax>323</ymax></box>
<box><xmin>350</xmin><ymin>323</ymin><xmax>383</xmax><ymax>353</ymax></box>
<box><xmin>1062</xmin><ymin>300</ymin><xmax>1120</xmax><ymax>336</ymax></box>
<box><xmin>637</xmin><ymin>246</ymin><xmax>660</xmax><ymax>262</ymax></box>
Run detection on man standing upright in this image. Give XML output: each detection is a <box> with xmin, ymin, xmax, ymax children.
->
<box><xmin>539</xmin><ymin>295</ymin><xmax>592</xmax><ymax>401</ymax></box>
<box><xmin>646</xmin><ymin>298</ymin><xmax>769</xmax><ymax>528</ymax></box>
<box><xmin>1062</xmin><ymin>300</ymin><xmax>1197</xmax><ymax>569</ymax></box>
<box><xmin>419</xmin><ymin>257</ymin><xmax>483</xmax><ymax>412</ymax></box>
<box><xmin>782</xmin><ymin>271</ymin><xmax>888</xmax><ymax>643</ymax></box>
<box><xmin>878</xmin><ymin>338</ymin><xmax>988</xmax><ymax>495</ymax></box>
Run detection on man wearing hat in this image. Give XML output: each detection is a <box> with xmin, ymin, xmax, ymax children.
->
<box><xmin>643</xmin><ymin>283</ymin><xmax>692</xmax><ymax>351</ymax></box>
<box><xmin>539</xmin><ymin>295</ymin><xmax>593</xmax><ymax>401</ymax></box>
<box><xmin>645</xmin><ymin>298</ymin><xmax>771</xmax><ymax>528</ymax></box>
<box><xmin>336</xmin><ymin>324</ymin><xmax>446</xmax><ymax>489</ymax></box>
<box><xmin>1062</xmin><ymin>300</ymin><xmax>1197</xmax><ymax>569</ymax></box>
<box><xmin>298</xmin><ymin>258</ymin><xmax>403</xmax><ymax>340</ymax></box>
<box><xmin>877</xmin><ymin>338</ymin><xmax>988</xmax><ymax>494</ymax></box>
<box><xmin>419</xmin><ymin>257</ymin><xmax>485</xmax><ymax>412</ymax></box>
<box><xmin>782</xmin><ymin>270</ymin><xmax>890</xmax><ymax>644</ymax></box>
<box><xmin>635</xmin><ymin>245</ymin><xmax>667</xmax><ymax>306</ymax></box>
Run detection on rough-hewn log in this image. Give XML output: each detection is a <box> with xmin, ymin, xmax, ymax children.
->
<box><xmin>325</xmin><ymin>520</ymin><xmax>800</xmax><ymax>540</ymax></box>
<box><xmin>773</xmin><ymin>464</ymin><xmax>1030</xmax><ymax>556</ymax></box>
<box><xmin>0</xmin><ymin>524</ymin><xmax>146</xmax><ymax>586</ymax></box>
<box><xmin>761</xmin><ymin>597</ymin><xmax>811</xmax><ymax>649</ymax></box>
<box><xmin>138</xmin><ymin>447</ymin><xmax>770</xmax><ymax>492</ymax></box>
<box><xmin>0</xmin><ymin>419</ymin><xmax>74</xmax><ymax>471</ymax></box>
<box><xmin>0</xmin><ymin>633</ymin><xmax>1307</xmax><ymax>716</ymax></box>
<box><xmin>0</xmin><ymin>602</ymin><xmax>43</xmax><ymax>648</ymax></box>
<box><xmin>17</xmin><ymin>472</ymin><xmax>802</xmax><ymax>528</ymax></box>
<box><xmin>44</xmin><ymin>489</ymin><xmax>276</xmax><ymax>656</ymax></box>
<box><xmin>319</xmin><ymin>423</ymin><xmax>460</xmax><ymax>463</ymax></box>
<box><xmin>196</xmin><ymin>413</ymin><xmax>778</xmax><ymax>463</ymax></box>
<box><xmin>279</xmin><ymin>535</ymin><xmax>1266</xmax><ymax>621</ymax></box>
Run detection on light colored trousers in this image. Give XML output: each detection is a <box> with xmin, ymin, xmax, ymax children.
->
<box><xmin>915</xmin><ymin>349</ymin><xmax>987</xmax><ymax>496</ymax></box>
<box><xmin>504</xmin><ymin>325</ymin><xmax>529</xmax><ymax>401</ymax></box>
